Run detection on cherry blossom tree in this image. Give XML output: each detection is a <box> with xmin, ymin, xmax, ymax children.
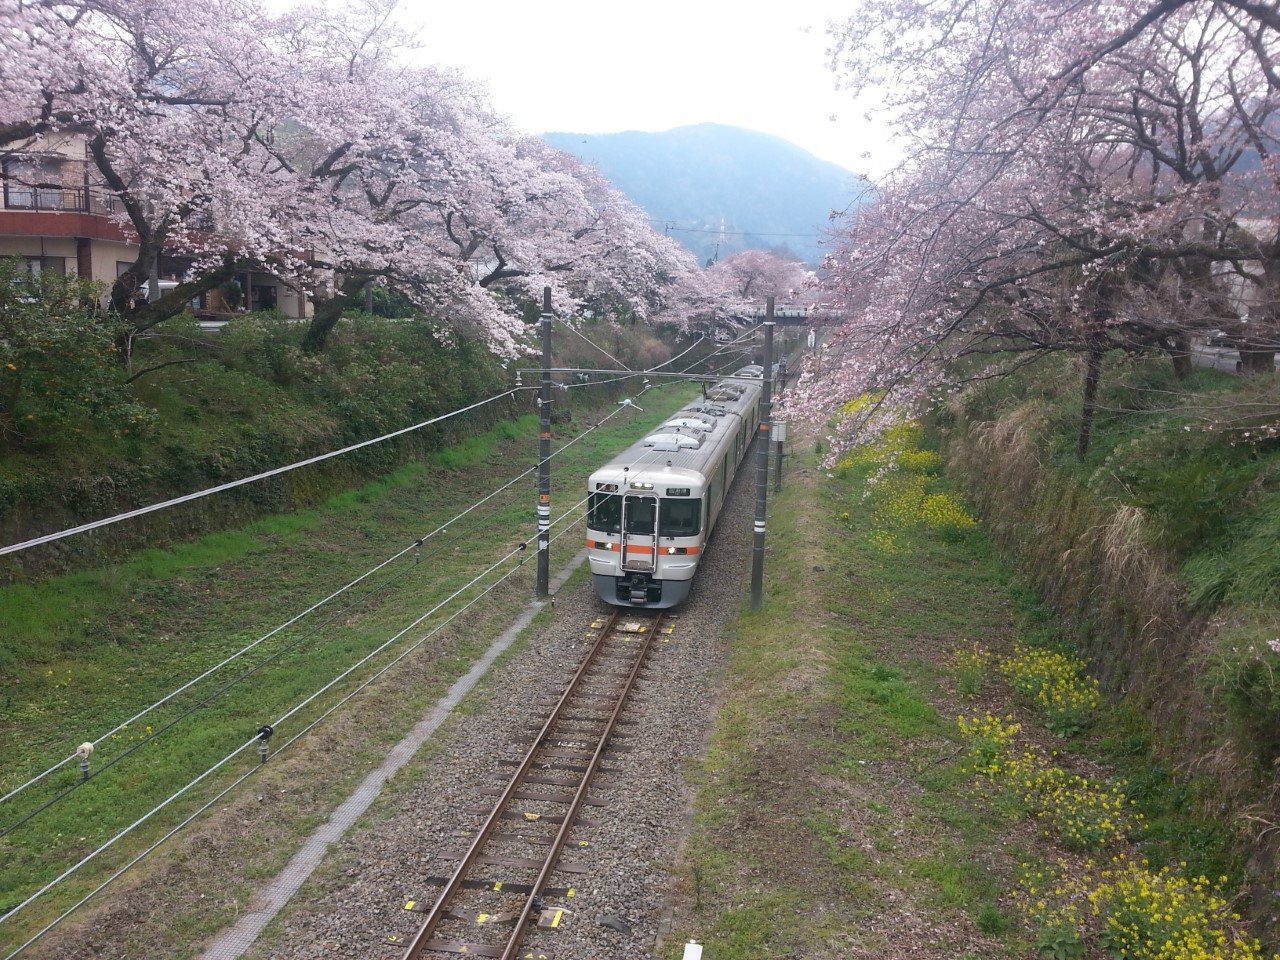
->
<box><xmin>799</xmin><ymin>0</ymin><xmax>1279</xmax><ymax>458</ymax></box>
<box><xmin>0</xmin><ymin>0</ymin><xmax>705</xmax><ymax>358</ymax></box>
<box><xmin>706</xmin><ymin>250</ymin><xmax>814</xmax><ymax>313</ymax></box>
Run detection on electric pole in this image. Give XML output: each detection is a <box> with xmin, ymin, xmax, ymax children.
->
<box><xmin>536</xmin><ymin>287</ymin><xmax>552</xmax><ymax>598</ymax></box>
<box><xmin>750</xmin><ymin>300</ymin><xmax>774</xmax><ymax>610</ymax></box>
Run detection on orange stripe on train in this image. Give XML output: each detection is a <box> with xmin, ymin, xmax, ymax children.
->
<box><xmin>584</xmin><ymin>540</ymin><xmax>701</xmax><ymax>555</ymax></box>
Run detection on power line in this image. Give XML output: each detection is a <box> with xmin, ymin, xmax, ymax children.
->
<box><xmin>0</xmin><ymin>382</ymin><xmax>655</xmax><ymax>831</ymax></box>
<box><xmin>0</xmin><ymin>389</ymin><xmax>525</xmax><ymax>558</ymax></box>
<box><xmin>554</xmin><ymin>316</ymin><xmax>628</xmax><ymax>370</ymax></box>
<box><xmin>1</xmin><ymin>537</ymin><xmax>543</xmax><ymax>959</ymax></box>
<box><xmin>0</xmin><ymin>540</ymin><xmax>530</xmax><ymax>942</ymax></box>
<box><xmin>647</xmin><ymin>220</ymin><xmax>832</xmax><ymax>240</ymax></box>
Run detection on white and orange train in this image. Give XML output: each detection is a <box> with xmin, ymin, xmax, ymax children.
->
<box><xmin>585</xmin><ymin>367</ymin><xmax>764</xmax><ymax>608</ymax></box>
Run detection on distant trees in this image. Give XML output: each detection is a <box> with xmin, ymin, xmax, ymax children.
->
<box><xmin>0</xmin><ymin>0</ymin><xmax>706</xmax><ymax>355</ymax></box>
<box><xmin>706</xmin><ymin>250</ymin><xmax>813</xmax><ymax>312</ymax></box>
<box><xmin>806</xmin><ymin>0</ymin><xmax>1279</xmax><ymax>456</ymax></box>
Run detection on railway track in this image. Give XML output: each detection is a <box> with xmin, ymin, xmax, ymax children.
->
<box><xmin>388</xmin><ymin>608</ymin><xmax>672</xmax><ymax>960</ymax></box>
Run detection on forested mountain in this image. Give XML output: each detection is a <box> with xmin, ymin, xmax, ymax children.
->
<box><xmin>542</xmin><ymin>123</ymin><xmax>862</xmax><ymax>267</ymax></box>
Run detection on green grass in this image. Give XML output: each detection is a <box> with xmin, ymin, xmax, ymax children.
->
<box><xmin>0</xmin><ymin>384</ymin><xmax>699</xmax><ymax>952</ymax></box>
<box><xmin>669</xmin><ymin>432</ymin><xmax>1032</xmax><ymax>960</ymax></box>
<box><xmin>668</xmin><ymin>416</ymin><xmax>1263</xmax><ymax>959</ymax></box>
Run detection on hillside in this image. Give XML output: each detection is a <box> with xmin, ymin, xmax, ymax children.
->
<box><xmin>542</xmin><ymin>123</ymin><xmax>863</xmax><ymax>267</ymax></box>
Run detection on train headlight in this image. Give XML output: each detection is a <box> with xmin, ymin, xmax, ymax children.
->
<box><xmin>667</xmin><ymin>546</ymin><xmax>677</xmax><ymax>554</ymax></box>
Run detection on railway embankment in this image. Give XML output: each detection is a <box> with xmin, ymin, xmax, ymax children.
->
<box><xmin>664</xmin><ymin>407</ymin><xmax>1279</xmax><ymax>959</ymax></box>
<box><xmin>5</xmin><ymin>350</ymin><xmax>1278</xmax><ymax>960</ymax></box>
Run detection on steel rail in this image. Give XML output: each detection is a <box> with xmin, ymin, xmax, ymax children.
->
<box><xmin>498</xmin><ymin>613</ymin><xmax>661</xmax><ymax>960</ymax></box>
<box><xmin>399</xmin><ymin>609</ymin><xmax>662</xmax><ymax>959</ymax></box>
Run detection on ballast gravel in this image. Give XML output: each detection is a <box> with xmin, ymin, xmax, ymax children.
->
<box><xmin>256</xmin><ymin>466</ymin><xmax>758</xmax><ymax>960</ymax></box>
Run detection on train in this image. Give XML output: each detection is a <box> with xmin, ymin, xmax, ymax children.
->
<box><xmin>585</xmin><ymin>366</ymin><xmax>764</xmax><ymax>608</ymax></box>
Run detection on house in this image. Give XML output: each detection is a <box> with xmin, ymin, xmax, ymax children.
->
<box><xmin>0</xmin><ymin>133</ymin><xmax>310</xmax><ymax>319</ymax></box>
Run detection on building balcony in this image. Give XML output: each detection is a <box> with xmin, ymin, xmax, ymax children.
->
<box><xmin>3</xmin><ymin>184</ymin><xmax>122</xmax><ymax>216</ymax></box>
<box><xmin>0</xmin><ymin>185</ymin><xmax>132</xmax><ymax>242</ymax></box>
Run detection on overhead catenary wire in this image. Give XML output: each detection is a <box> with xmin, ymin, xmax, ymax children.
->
<box><xmin>0</xmin><ymin>538</ymin><xmax>531</xmax><ymax>940</ymax></box>
<box><xmin>0</xmin><ymin>535</ymin><xmax>543</xmax><ymax>959</ymax></box>
<box><xmin>4</xmin><ymin>323</ymin><xmax>754</xmax><ymax>565</ymax></box>
<box><xmin>554</xmin><ymin>315</ymin><xmax>629</xmax><ymax>369</ymax></box>
<box><xmin>647</xmin><ymin>333</ymin><xmax>710</xmax><ymax>373</ymax></box>
<box><xmin>524</xmin><ymin>325</ymin><xmax>763</xmax><ymax>387</ymax></box>
<box><xmin>1</xmin><ymin>382</ymin><xmax>657</xmax><ymax>821</ymax></box>
<box><xmin>2</xmin><ymin>478</ymin><xmax>517</xmax><ymax>811</ymax></box>
<box><xmin>0</xmin><ymin>548</ymin><xmax>437</xmax><ymax>838</ymax></box>
<box><xmin>0</xmin><ymin>733</ymin><xmax>262</xmax><ymax>937</ymax></box>
<box><xmin>0</xmin><ymin>389</ymin><xmax>526</xmax><ymax>559</ymax></box>
<box><xmin>645</xmin><ymin>219</ymin><xmax>831</xmax><ymax>240</ymax></box>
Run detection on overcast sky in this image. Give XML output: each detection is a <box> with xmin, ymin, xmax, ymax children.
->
<box><xmin>406</xmin><ymin>1</ymin><xmax>892</xmax><ymax>177</ymax></box>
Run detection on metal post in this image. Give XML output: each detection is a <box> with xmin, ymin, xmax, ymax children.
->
<box><xmin>773</xmin><ymin>420</ymin><xmax>786</xmax><ymax>492</ymax></box>
<box><xmin>750</xmin><ymin>301</ymin><xmax>774</xmax><ymax>611</ymax></box>
<box><xmin>536</xmin><ymin>287</ymin><xmax>553</xmax><ymax>599</ymax></box>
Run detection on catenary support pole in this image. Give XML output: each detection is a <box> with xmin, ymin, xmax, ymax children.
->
<box><xmin>536</xmin><ymin>287</ymin><xmax>552</xmax><ymax>599</ymax></box>
<box><xmin>773</xmin><ymin>420</ymin><xmax>786</xmax><ymax>493</ymax></box>
<box><xmin>750</xmin><ymin>302</ymin><xmax>774</xmax><ymax>610</ymax></box>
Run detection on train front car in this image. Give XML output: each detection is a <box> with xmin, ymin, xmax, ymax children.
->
<box><xmin>586</xmin><ymin>456</ymin><xmax>707</xmax><ymax>608</ymax></box>
<box><xmin>587</xmin><ymin>371</ymin><xmax>762</xmax><ymax>608</ymax></box>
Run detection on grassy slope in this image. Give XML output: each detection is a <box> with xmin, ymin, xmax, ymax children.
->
<box><xmin>664</xmin><ymin>418</ymin><xmax>1248</xmax><ymax>960</ymax></box>
<box><xmin>0</xmin><ymin>383</ymin><xmax>697</xmax><ymax>958</ymax></box>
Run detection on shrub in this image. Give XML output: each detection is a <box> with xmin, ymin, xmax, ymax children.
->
<box><xmin>0</xmin><ymin>259</ymin><xmax>154</xmax><ymax>448</ymax></box>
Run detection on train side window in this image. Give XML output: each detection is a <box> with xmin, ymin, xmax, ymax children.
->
<box><xmin>588</xmin><ymin>492</ymin><xmax>621</xmax><ymax>533</ymax></box>
<box><xmin>660</xmin><ymin>498</ymin><xmax>701</xmax><ymax>537</ymax></box>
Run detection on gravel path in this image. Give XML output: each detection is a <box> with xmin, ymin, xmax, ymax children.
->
<box><xmin>250</xmin><ymin>461</ymin><xmax>757</xmax><ymax>960</ymax></box>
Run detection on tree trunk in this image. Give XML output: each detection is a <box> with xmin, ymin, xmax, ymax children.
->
<box><xmin>1168</xmin><ymin>333</ymin><xmax>1193</xmax><ymax>379</ymax></box>
<box><xmin>302</xmin><ymin>295</ymin><xmax>351</xmax><ymax>352</ymax></box>
<box><xmin>1077</xmin><ymin>347</ymin><xmax>1104</xmax><ymax>460</ymax></box>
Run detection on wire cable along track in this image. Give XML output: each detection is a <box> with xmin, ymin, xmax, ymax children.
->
<box><xmin>391</xmin><ymin>609</ymin><xmax>669</xmax><ymax>960</ymax></box>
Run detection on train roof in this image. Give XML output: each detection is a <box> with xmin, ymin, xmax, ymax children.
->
<box><xmin>589</xmin><ymin>381</ymin><xmax>762</xmax><ymax>486</ymax></box>
<box><xmin>662</xmin><ymin>415</ymin><xmax>717</xmax><ymax>432</ymax></box>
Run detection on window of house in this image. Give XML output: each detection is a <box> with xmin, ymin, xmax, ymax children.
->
<box><xmin>3</xmin><ymin>157</ymin><xmax>66</xmax><ymax>210</ymax></box>
<box><xmin>20</xmin><ymin>257</ymin><xmax>66</xmax><ymax>276</ymax></box>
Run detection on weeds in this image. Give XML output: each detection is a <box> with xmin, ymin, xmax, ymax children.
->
<box><xmin>953</xmin><ymin>640</ymin><xmax>1272</xmax><ymax>959</ymax></box>
<box><xmin>997</xmin><ymin>644</ymin><xmax>1101</xmax><ymax>737</ymax></box>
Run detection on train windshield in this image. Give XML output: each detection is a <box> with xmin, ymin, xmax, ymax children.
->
<box><xmin>625</xmin><ymin>496</ymin><xmax>657</xmax><ymax>534</ymax></box>
<box><xmin>660</xmin><ymin>498</ymin><xmax>701</xmax><ymax>537</ymax></box>
<box><xmin>588</xmin><ymin>492</ymin><xmax>621</xmax><ymax>533</ymax></box>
